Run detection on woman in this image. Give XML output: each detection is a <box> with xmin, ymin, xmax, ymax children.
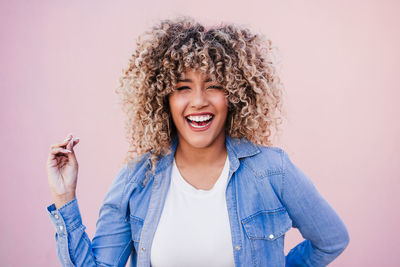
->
<box><xmin>46</xmin><ymin>17</ymin><xmax>349</xmax><ymax>267</ymax></box>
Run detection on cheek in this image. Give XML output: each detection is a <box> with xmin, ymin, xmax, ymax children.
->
<box><xmin>213</xmin><ymin>95</ymin><xmax>228</xmax><ymax>114</ymax></box>
<box><xmin>168</xmin><ymin>95</ymin><xmax>178</xmax><ymax>114</ymax></box>
<box><xmin>168</xmin><ymin>95</ymin><xmax>185</xmax><ymax>120</ymax></box>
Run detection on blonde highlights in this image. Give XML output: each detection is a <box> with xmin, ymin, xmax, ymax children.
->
<box><xmin>116</xmin><ymin>16</ymin><xmax>286</xmax><ymax>171</ymax></box>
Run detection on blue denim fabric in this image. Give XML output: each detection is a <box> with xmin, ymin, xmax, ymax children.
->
<box><xmin>47</xmin><ymin>136</ymin><xmax>349</xmax><ymax>266</ymax></box>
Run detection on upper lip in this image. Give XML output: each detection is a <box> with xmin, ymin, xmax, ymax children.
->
<box><xmin>185</xmin><ymin>112</ymin><xmax>214</xmax><ymax>117</ymax></box>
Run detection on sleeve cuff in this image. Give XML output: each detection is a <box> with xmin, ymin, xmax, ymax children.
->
<box><xmin>47</xmin><ymin>198</ymin><xmax>82</xmax><ymax>235</ymax></box>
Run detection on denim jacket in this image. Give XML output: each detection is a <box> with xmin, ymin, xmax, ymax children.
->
<box><xmin>47</xmin><ymin>136</ymin><xmax>349</xmax><ymax>266</ymax></box>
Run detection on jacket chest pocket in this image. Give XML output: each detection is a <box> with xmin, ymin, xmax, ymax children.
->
<box><xmin>241</xmin><ymin>207</ymin><xmax>292</xmax><ymax>242</ymax></box>
<box><xmin>129</xmin><ymin>215</ymin><xmax>144</xmax><ymax>243</ymax></box>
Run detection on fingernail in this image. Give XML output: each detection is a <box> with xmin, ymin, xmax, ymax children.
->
<box><xmin>64</xmin><ymin>149</ymin><xmax>72</xmax><ymax>153</ymax></box>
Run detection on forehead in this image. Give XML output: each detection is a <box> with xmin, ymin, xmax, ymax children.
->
<box><xmin>178</xmin><ymin>69</ymin><xmax>216</xmax><ymax>81</ymax></box>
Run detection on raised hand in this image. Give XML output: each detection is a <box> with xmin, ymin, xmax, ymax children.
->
<box><xmin>46</xmin><ymin>133</ymin><xmax>80</xmax><ymax>209</ymax></box>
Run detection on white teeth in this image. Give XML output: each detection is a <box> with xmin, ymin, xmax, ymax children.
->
<box><xmin>186</xmin><ymin>115</ymin><xmax>213</xmax><ymax>122</ymax></box>
<box><xmin>188</xmin><ymin>120</ymin><xmax>212</xmax><ymax>128</ymax></box>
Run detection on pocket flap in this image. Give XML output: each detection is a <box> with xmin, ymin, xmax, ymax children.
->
<box><xmin>241</xmin><ymin>207</ymin><xmax>292</xmax><ymax>241</ymax></box>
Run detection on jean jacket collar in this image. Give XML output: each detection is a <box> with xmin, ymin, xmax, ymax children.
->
<box><xmin>153</xmin><ymin>135</ymin><xmax>261</xmax><ymax>176</ymax></box>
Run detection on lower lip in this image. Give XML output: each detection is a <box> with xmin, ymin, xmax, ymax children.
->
<box><xmin>186</xmin><ymin>118</ymin><xmax>213</xmax><ymax>132</ymax></box>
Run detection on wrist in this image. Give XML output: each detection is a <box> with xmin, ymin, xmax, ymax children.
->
<box><xmin>53</xmin><ymin>193</ymin><xmax>76</xmax><ymax>210</ymax></box>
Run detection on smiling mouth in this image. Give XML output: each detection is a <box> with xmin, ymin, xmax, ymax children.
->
<box><xmin>185</xmin><ymin>114</ymin><xmax>214</xmax><ymax>129</ymax></box>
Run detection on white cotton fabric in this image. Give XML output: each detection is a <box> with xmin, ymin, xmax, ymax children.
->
<box><xmin>150</xmin><ymin>155</ymin><xmax>235</xmax><ymax>267</ymax></box>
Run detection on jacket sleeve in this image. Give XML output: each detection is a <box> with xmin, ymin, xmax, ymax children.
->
<box><xmin>47</xmin><ymin>164</ymin><xmax>134</xmax><ymax>266</ymax></box>
<box><xmin>280</xmin><ymin>150</ymin><xmax>350</xmax><ymax>267</ymax></box>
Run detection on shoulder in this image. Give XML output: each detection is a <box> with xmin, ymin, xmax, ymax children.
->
<box><xmin>115</xmin><ymin>152</ymin><xmax>152</xmax><ymax>185</ymax></box>
<box><xmin>234</xmin><ymin>140</ymin><xmax>289</xmax><ymax>198</ymax></box>
<box><xmin>226</xmin><ymin>136</ymin><xmax>287</xmax><ymax>172</ymax></box>
<box><xmin>103</xmin><ymin>153</ymin><xmax>151</xmax><ymax>206</ymax></box>
<box><xmin>242</xmin><ymin>143</ymin><xmax>286</xmax><ymax>174</ymax></box>
<box><xmin>255</xmin><ymin>145</ymin><xmax>285</xmax><ymax>163</ymax></box>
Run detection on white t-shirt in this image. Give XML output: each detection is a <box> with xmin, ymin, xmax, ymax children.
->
<box><xmin>150</xmin><ymin>155</ymin><xmax>235</xmax><ymax>267</ymax></box>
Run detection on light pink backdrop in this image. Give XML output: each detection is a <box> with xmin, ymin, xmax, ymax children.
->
<box><xmin>1</xmin><ymin>0</ymin><xmax>399</xmax><ymax>266</ymax></box>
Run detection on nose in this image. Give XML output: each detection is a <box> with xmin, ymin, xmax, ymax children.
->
<box><xmin>190</xmin><ymin>88</ymin><xmax>209</xmax><ymax>109</ymax></box>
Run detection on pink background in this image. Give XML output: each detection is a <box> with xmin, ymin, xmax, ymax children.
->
<box><xmin>1</xmin><ymin>0</ymin><xmax>399</xmax><ymax>266</ymax></box>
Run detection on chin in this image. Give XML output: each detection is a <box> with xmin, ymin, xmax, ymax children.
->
<box><xmin>188</xmin><ymin>138</ymin><xmax>214</xmax><ymax>149</ymax></box>
<box><xmin>183</xmin><ymin>135</ymin><xmax>218</xmax><ymax>149</ymax></box>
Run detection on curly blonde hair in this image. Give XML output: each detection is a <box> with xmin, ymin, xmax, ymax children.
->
<box><xmin>116</xmin><ymin>16</ymin><xmax>286</xmax><ymax>172</ymax></box>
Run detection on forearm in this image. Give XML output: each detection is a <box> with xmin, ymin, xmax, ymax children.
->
<box><xmin>48</xmin><ymin>198</ymin><xmax>98</xmax><ymax>266</ymax></box>
<box><xmin>285</xmin><ymin>236</ymin><xmax>348</xmax><ymax>267</ymax></box>
<box><xmin>47</xmin><ymin>163</ymin><xmax>137</xmax><ymax>266</ymax></box>
<box><xmin>284</xmin><ymin>195</ymin><xmax>350</xmax><ymax>266</ymax></box>
<box><xmin>281</xmin><ymin>150</ymin><xmax>350</xmax><ymax>266</ymax></box>
<box><xmin>48</xmin><ymin>197</ymin><xmax>133</xmax><ymax>266</ymax></box>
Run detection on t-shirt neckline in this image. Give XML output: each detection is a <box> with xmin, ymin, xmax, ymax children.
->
<box><xmin>172</xmin><ymin>155</ymin><xmax>230</xmax><ymax>197</ymax></box>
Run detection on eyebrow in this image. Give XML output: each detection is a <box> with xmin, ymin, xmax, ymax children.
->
<box><xmin>177</xmin><ymin>78</ymin><xmax>213</xmax><ymax>83</ymax></box>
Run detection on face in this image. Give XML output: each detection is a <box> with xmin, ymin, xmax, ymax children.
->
<box><xmin>168</xmin><ymin>69</ymin><xmax>228</xmax><ymax>149</ymax></box>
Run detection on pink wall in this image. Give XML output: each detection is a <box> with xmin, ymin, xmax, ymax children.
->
<box><xmin>1</xmin><ymin>0</ymin><xmax>399</xmax><ymax>266</ymax></box>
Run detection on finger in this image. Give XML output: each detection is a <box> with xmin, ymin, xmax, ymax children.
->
<box><xmin>50</xmin><ymin>136</ymin><xmax>73</xmax><ymax>149</ymax></box>
<box><xmin>58</xmin><ymin>133</ymin><xmax>75</xmax><ymax>144</ymax></box>
<box><xmin>64</xmin><ymin>139</ymin><xmax>79</xmax><ymax>164</ymax></box>
<box><xmin>71</xmin><ymin>137</ymin><xmax>80</xmax><ymax>148</ymax></box>
<box><xmin>48</xmin><ymin>147</ymin><xmax>71</xmax><ymax>161</ymax></box>
<box><xmin>73</xmin><ymin>138</ymin><xmax>80</xmax><ymax>145</ymax></box>
<box><xmin>51</xmin><ymin>147</ymin><xmax>72</xmax><ymax>155</ymax></box>
<box><xmin>48</xmin><ymin>146</ymin><xmax>69</xmax><ymax>163</ymax></box>
<box><xmin>66</xmin><ymin>138</ymin><xmax>74</xmax><ymax>151</ymax></box>
<box><xmin>66</xmin><ymin>137</ymin><xmax>80</xmax><ymax>150</ymax></box>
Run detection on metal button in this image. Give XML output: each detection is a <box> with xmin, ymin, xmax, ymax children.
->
<box><xmin>54</xmin><ymin>214</ymin><xmax>59</xmax><ymax>219</ymax></box>
<box><xmin>141</xmin><ymin>247</ymin><xmax>146</xmax><ymax>252</ymax></box>
<box><xmin>59</xmin><ymin>225</ymin><xmax>64</xmax><ymax>231</ymax></box>
<box><xmin>269</xmin><ymin>234</ymin><xmax>274</xmax><ymax>239</ymax></box>
<box><xmin>235</xmin><ymin>245</ymin><xmax>241</xmax><ymax>250</ymax></box>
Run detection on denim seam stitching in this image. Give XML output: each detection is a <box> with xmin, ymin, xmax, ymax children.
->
<box><xmin>66</xmin><ymin>219</ymin><xmax>83</xmax><ymax>232</ymax></box>
<box><xmin>129</xmin><ymin>215</ymin><xmax>144</xmax><ymax>223</ymax></box>
<box><xmin>244</xmin><ymin>227</ymin><xmax>290</xmax><ymax>241</ymax></box>
<box><xmin>65</xmin><ymin>228</ymin><xmax>79</xmax><ymax>266</ymax></box>
<box><xmin>231</xmin><ymin>171</ymin><xmax>244</xmax><ymax>266</ymax></box>
<box><xmin>241</xmin><ymin>208</ymin><xmax>287</xmax><ymax>224</ymax></box>
<box><xmin>241</xmin><ymin>211</ymin><xmax>291</xmax><ymax>241</ymax></box>
<box><xmin>129</xmin><ymin>215</ymin><xmax>144</xmax><ymax>242</ymax></box>
<box><xmin>241</xmin><ymin>161</ymin><xmax>266</xmax><ymax>180</ymax></box>
<box><xmin>119</xmin><ymin>170</ymin><xmax>133</xmax><ymax>220</ymax></box>
<box><xmin>241</xmin><ymin>158</ymin><xmax>283</xmax><ymax>180</ymax></box>
<box><xmin>58</xmin><ymin>198</ymin><xmax>77</xmax><ymax>210</ymax></box>
<box><xmin>281</xmin><ymin>150</ymin><xmax>286</xmax><ymax>201</ymax></box>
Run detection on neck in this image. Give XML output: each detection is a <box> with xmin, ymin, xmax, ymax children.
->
<box><xmin>174</xmin><ymin>134</ymin><xmax>227</xmax><ymax>168</ymax></box>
